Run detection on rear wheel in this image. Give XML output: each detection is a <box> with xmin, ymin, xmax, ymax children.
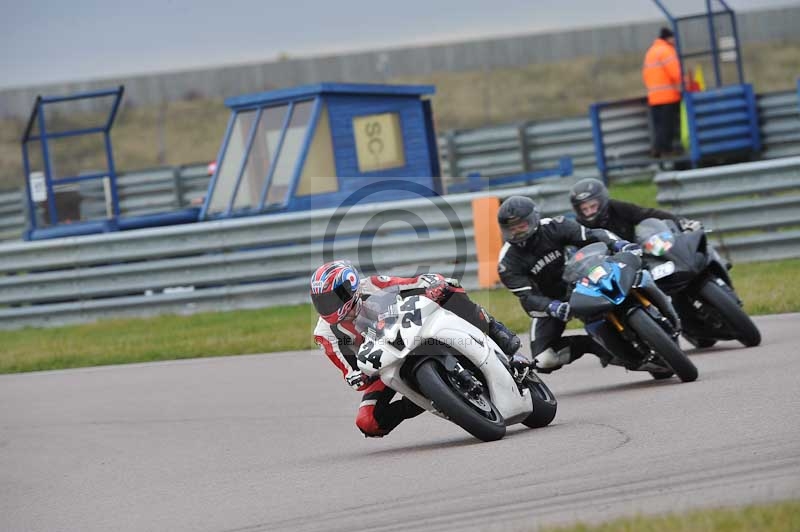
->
<box><xmin>699</xmin><ymin>280</ymin><xmax>761</xmax><ymax>347</ymax></box>
<box><xmin>628</xmin><ymin>308</ymin><xmax>698</xmax><ymax>382</ymax></box>
<box><xmin>415</xmin><ymin>360</ymin><xmax>506</xmax><ymax>442</ymax></box>
<box><xmin>521</xmin><ymin>373</ymin><xmax>557</xmax><ymax>428</ymax></box>
<box><xmin>682</xmin><ymin>333</ymin><xmax>717</xmax><ymax>349</ymax></box>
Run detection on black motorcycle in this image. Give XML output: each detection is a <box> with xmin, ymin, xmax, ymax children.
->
<box><xmin>635</xmin><ymin>218</ymin><xmax>761</xmax><ymax>348</ymax></box>
<box><xmin>564</xmin><ymin>243</ymin><xmax>698</xmax><ymax>382</ymax></box>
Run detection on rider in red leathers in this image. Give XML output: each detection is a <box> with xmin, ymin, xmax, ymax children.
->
<box><xmin>311</xmin><ymin>260</ymin><xmax>525</xmax><ymax>438</ymax></box>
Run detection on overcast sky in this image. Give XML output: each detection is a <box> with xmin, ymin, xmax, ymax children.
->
<box><xmin>0</xmin><ymin>0</ymin><xmax>795</xmax><ymax>89</ymax></box>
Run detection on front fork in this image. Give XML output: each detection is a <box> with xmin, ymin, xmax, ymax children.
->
<box><xmin>605</xmin><ymin>287</ymin><xmax>681</xmax><ymax>360</ymax></box>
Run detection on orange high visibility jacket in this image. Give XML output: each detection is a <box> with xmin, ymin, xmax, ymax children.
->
<box><xmin>642</xmin><ymin>38</ymin><xmax>683</xmax><ymax>105</ymax></box>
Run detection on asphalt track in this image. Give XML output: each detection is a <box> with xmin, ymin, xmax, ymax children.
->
<box><xmin>2</xmin><ymin>313</ymin><xmax>799</xmax><ymax>532</ymax></box>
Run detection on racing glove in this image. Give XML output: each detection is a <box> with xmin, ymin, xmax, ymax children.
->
<box><xmin>547</xmin><ymin>300</ymin><xmax>571</xmax><ymax>322</ymax></box>
<box><xmin>613</xmin><ymin>240</ymin><xmax>642</xmax><ymax>256</ymax></box>
<box><xmin>509</xmin><ymin>352</ymin><xmax>532</xmax><ymax>382</ymax></box>
<box><xmin>679</xmin><ymin>218</ymin><xmax>703</xmax><ymax>232</ymax></box>
<box><xmin>424</xmin><ymin>278</ymin><xmax>450</xmax><ymax>302</ymax></box>
<box><xmin>345</xmin><ymin>370</ymin><xmax>371</xmax><ymax>391</ymax></box>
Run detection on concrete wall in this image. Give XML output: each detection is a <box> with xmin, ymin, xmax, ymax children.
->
<box><xmin>2</xmin><ymin>6</ymin><xmax>799</xmax><ymax>119</ymax></box>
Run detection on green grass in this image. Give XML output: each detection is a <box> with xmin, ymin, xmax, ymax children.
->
<box><xmin>472</xmin><ymin>258</ymin><xmax>800</xmax><ymax>333</ymax></box>
<box><xmin>0</xmin><ymin>304</ymin><xmax>320</xmax><ymax>374</ymax></box>
<box><xmin>2</xmin><ymin>40</ymin><xmax>799</xmax><ymax>189</ymax></box>
<box><xmin>541</xmin><ymin>500</ymin><xmax>800</xmax><ymax>532</ymax></box>
<box><xmin>609</xmin><ymin>180</ymin><xmax>659</xmax><ymax>208</ymax></box>
<box><xmin>1</xmin><ymin>257</ymin><xmax>797</xmax><ymax>374</ymax></box>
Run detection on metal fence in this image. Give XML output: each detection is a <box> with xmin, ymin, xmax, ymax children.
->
<box><xmin>0</xmin><ymin>189</ymin><xmax>26</xmax><ymax>242</ymax></box>
<box><xmin>76</xmin><ymin>164</ymin><xmax>209</xmax><ymax>220</ymax></box>
<box><xmin>655</xmin><ymin>156</ymin><xmax>800</xmax><ymax>263</ymax></box>
<box><xmin>1</xmin><ymin>163</ymin><xmax>210</xmax><ymax>242</ymax></box>
<box><xmin>439</xmin><ymin>116</ymin><xmax>601</xmax><ymax>183</ymax></box>
<box><xmin>440</xmin><ymin>87</ymin><xmax>800</xmax><ymax>184</ymax></box>
<box><xmin>758</xmin><ymin>90</ymin><xmax>800</xmax><ymax>160</ymax></box>
<box><xmin>3</xmin><ymin>154</ymin><xmax>799</xmax><ymax>329</ymax></box>
<box><xmin>0</xmin><ymin>180</ymin><xmax>578</xmax><ymax>330</ymax></box>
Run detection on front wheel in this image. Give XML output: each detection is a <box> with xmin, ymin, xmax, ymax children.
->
<box><xmin>699</xmin><ymin>280</ymin><xmax>761</xmax><ymax>347</ymax></box>
<box><xmin>521</xmin><ymin>372</ymin><xmax>557</xmax><ymax>428</ymax></box>
<box><xmin>628</xmin><ymin>308</ymin><xmax>698</xmax><ymax>382</ymax></box>
<box><xmin>415</xmin><ymin>360</ymin><xmax>506</xmax><ymax>442</ymax></box>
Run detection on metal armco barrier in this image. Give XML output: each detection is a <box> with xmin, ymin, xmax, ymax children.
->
<box><xmin>758</xmin><ymin>89</ymin><xmax>800</xmax><ymax>159</ymax></box>
<box><xmin>1</xmin><ymin>163</ymin><xmax>210</xmax><ymax>242</ymax></box>
<box><xmin>77</xmin><ymin>164</ymin><xmax>209</xmax><ymax>220</ymax></box>
<box><xmin>0</xmin><ymin>180</ymin><xmax>578</xmax><ymax>330</ymax></box>
<box><xmin>0</xmin><ymin>189</ymin><xmax>26</xmax><ymax>242</ymax></box>
<box><xmin>439</xmin><ymin>116</ymin><xmax>601</xmax><ymax>184</ymax></box>
<box><xmin>440</xmin><ymin>87</ymin><xmax>799</xmax><ymax>184</ymax></box>
<box><xmin>655</xmin><ymin>156</ymin><xmax>800</xmax><ymax>263</ymax></box>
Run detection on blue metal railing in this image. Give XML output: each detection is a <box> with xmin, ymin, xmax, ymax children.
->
<box><xmin>446</xmin><ymin>157</ymin><xmax>573</xmax><ymax>193</ymax></box>
<box><xmin>22</xmin><ymin>86</ymin><xmax>126</xmax><ymax>236</ymax></box>
<box><xmin>651</xmin><ymin>0</ymin><xmax>744</xmax><ymax>89</ymax></box>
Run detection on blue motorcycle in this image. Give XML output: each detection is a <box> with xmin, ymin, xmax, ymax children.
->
<box><xmin>564</xmin><ymin>242</ymin><xmax>698</xmax><ymax>382</ymax></box>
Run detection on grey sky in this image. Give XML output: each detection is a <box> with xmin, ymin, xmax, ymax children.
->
<box><xmin>0</xmin><ymin>0</ymin><xmax>795</xmax><ymax>89</ymax></box>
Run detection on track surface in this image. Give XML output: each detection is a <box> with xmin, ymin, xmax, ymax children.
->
<box><xmin>2</xmin><ymin>313</ymin><xmax>799</xmax><ymax>532</ymax></box>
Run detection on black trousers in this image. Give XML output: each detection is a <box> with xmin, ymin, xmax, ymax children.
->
<box><xmin>440</xmin><ymin>292</ymin><xmax>491</xmax><ymax>333</ymax></box>
<box><xmin>529</xmin><ymin>315</ymin><xmax>610</xmax><ymax>361</ymax></box>
<box><xmin>650</xmin><ymin>102</ymin><xmax>681</xmax><ymax>155</ymax></box>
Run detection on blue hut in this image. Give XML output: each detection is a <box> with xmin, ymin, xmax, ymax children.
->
<box><xmin>200</xmin><ymin>83</ymin><xmax>443</xmax><ymax>219</ymax></box>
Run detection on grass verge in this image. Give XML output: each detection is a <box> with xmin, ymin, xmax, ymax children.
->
<box><xmin>1</xmin><ymin>257</ymin><xmax>797</xmax><ymax>374</ymax></box>
<box><xmin>541</xmin><ymin>500</ymin><xmax>800</xmax><ymax>532</ymax></box>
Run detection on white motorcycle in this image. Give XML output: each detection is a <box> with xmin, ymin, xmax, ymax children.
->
<box><xmin>354</xmin><ymin>289</ymin><xmax>557</xmax><ymax>442</ymax></box>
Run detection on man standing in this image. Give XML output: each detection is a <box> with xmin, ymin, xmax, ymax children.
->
<box><xmin>643</xmin><ymin>27</ymin><xmax>683</xmax><ymax>158</ymax></box>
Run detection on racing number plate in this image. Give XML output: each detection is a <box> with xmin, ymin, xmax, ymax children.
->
<box><xmin>651</xmin><ymin>261</ymin><xmax>676</xmax><ymax>280</ymax></box>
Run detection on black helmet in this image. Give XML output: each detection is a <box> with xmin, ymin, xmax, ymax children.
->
<box><xmin>498</xmin><ymin>196</ymin><xmax>540</xmax><ymax>245</ymax></box>
<box><xmin>570</xmin><ymin>178</ymin><xmax>610</xmax><ymax>226</ymax></box>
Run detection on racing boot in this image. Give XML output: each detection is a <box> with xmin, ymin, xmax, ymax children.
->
<box><xmin>533</xmin><ymin>335</ymin><xmax>601</xmax><ymax>373</ymax></box>
<box><xmin>487</xmin><ymin>316</ymin><xmax>530</xmax><ymax>381</ymax></box>
<box><xmin>487</xmin><ymin>316</ymin><xmax>522</xmax><ymax>356</ymax></box>
<box><xmin>533</xmin><ymin>346</ymin><xmax>573</xmax><ymax>374</ymax></box>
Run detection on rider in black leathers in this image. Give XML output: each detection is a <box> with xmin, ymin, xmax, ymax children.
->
<box><xmin>569</xmin><ymin>178</ymin><xmax>702</xmax><ymax>242</ymax></box>
<box><xmin>497</xmin><ymin>195</ymin><xmax>641</xmax><ymax>372</ymax></box>
<box><xmin>498</xmin><ymin>195</ymin><xmax>682</xmax><ymax>373</ymax></box>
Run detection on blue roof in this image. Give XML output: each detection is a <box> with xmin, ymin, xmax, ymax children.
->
<box><xmin>225</xmin><ymin>83</ymin><xmax>436</xmax><ymax>109</ymax></box>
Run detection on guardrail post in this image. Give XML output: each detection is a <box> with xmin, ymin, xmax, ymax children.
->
<box><xmin>589</xmin><ymin>103</ymin><xmax>608</xmax><ymax>184</ymax></box>
<box><xmin>172</xmin><ymin>165</ymin><xmax>184</xmax><ymax>209</ymax></box>
<box><xmin>518</xmin><ymin>122</ymin><xmax>532</xmax><ymax>172</ymax></box>
<box><xmin>445</xmin><ymin>130</ymin><xmax>459</xmax><ymax>179</ymax></box>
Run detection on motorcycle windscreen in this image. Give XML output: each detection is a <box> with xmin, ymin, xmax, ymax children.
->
<box><xmin>354</xmin><ymin>289</ymin><xmax>400</xmax><ymax>338</ymax></box>
<box><xmin>569</xmin><ymin>290</ymin><xmax>616</xmax><ymax>318</ymax></box>
<box><xmin>563</xmin><ymin>242</ymin><xmax>610</xmax><ymax>284</ymax></box>
<box><xmin>635</xmin><ymin>218</ymin><xmax>676</xmax><ymax>257</ymax></box>
<box><xmin>614</xmin><ymin>255</ymin><xmax>639</xmax><ymax>292</ymax></box>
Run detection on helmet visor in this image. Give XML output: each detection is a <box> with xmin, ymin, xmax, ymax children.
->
<box><xmin>311</xmin><ymin>282</ymin><xmax>354</xmax><ymax>316</ymax></box>
<box><xmin>501</xmin><ymin>219</ymin><xmax>536</xmax><ymax>243</ymax></box>
<box><xmin>578</xmin><ymin>199</ymin><xmax>602</xmax><ymax>221</ymax></box>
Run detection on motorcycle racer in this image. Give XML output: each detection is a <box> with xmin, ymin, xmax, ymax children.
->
<box><xmin>496</xmin><ymin>195</ymin><xmax>664</xmax><ymax>373</ymax></box>
<box><xmin>311</xmin><ymin>260</ymin><xmax>525</xmax><ymax>438</ymax></box>
<box><xmin>569</xmin><ymin>178</ymin><xmax>702</xmax><ymax>242</ymax></box>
